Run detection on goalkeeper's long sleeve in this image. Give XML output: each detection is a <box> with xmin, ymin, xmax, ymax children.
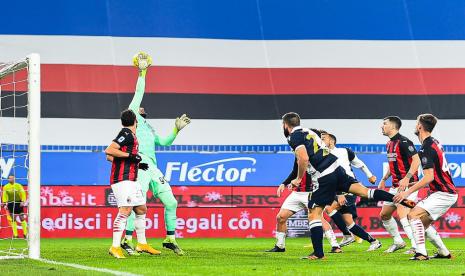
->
<box><xmin>154</xmin><ymin>128</ymin><xmax>178</xmax><ymax>146</ymax></box>
<box><xmin>128</xmin><ymin>70</ymin><xmax>147</xmax><ymax>113</ymax></box>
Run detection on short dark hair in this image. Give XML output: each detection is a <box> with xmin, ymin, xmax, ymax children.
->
<box><xmin>383</xmin><ymin>116</ymin><xmax>402</xmax><ymax>130</ymax></box>
<box><xmin>282</xmin><ymin>112</ymin><xmax>300</xmax><ymax>127</ymax></box>
<box><xmin>121</xmin><ymin>109</ymin><xmax>136</xmax><ymax>127</ymax></box>
<box><xmin>328</xmin><ymin>134</ymin><xmax>337</xmax><ymax>145</ymax></box>
<box><xmin>418</xmin><ymin>113</ymin><xmax>438</xmax><ymax>132</ymax></box>
<box><xmin>310</xmin><ymin>128</ymin><xmax>322</xmax><ymax>138</ymax></box>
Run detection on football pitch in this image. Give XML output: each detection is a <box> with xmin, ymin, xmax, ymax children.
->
<box><xmin>1</xmin><ymin>238</ymin><xmax>464</xmax><ymax>275</ymax></box>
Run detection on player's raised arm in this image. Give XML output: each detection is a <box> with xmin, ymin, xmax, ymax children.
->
<box><xmin>154</xmin><ymin>114</ymin><xmax>191</xmax><ymax>146</ymax></box>
<box><xmin>128</xmin><ymin>52</ymin><xmax>152</xmax><ymax>113</ymax></box>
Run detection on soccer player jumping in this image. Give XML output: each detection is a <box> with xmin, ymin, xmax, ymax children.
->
<box><xmin>122</xmin><ymin>52</ymin><xmax>191</xmax><ymax>256</ymax></box>
<box><xmin>282</xmin><ymin>112</ymin><xmax>415</xmax><ymax>260</ymax></box>
<box><xmin>394</xmin><ymin>114</ymin><xmax>458</xmax><ymax>260</ymax></box>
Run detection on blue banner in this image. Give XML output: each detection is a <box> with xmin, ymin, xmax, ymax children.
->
<box><xmin>1</xmin><ymin>151</ymin><xmax>465</xmax><ymax>187</ymax></box>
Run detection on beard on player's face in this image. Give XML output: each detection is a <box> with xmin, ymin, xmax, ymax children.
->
<box><xmin>283</xmin><ymin>124</ymin><xmax>290</xmax><ymax>138</ymax></box>
<box><xmin>414</xmin><ymin>124</ymin><xmax>420</xmax><ymax>136</ymax></box>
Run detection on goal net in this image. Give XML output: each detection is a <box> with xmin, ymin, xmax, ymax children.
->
<box><xmin>0</xmin><ymin>54</ymin><xmax>40</xmax><ymax>259</ymax></box>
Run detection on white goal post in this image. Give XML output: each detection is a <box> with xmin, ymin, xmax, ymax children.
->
<box><xmin>0</xmin><ymin>53</ymin><xmax>41</xmax><ymax>259</ymax></box>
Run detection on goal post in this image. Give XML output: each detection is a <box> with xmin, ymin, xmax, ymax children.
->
<box><xmin>27</xmin><ymin>53</ymin><xmax>41</xmax><ymax>260</ymax></box>
<box><xmin>0</xmin><ymin>53</ymin><xmax>41</xmax><ymax>259</ymax></box>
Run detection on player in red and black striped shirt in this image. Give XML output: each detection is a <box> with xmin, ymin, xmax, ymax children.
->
<box><xmin>379</xmin><ymin>116</ymin><xmax>420</xmax><ymax>253</ymax></box>
<box><xmin>105</xmin><ymin>109</ymin><xmax>158</xmax><ymax>258</ymax></box>
<box><xmin>394</xmin><ymin>114</ymin><xmax>458</xmax><ymax>260</ymax></box>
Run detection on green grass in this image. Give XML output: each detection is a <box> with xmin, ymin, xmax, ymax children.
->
<box><xmin>1</xmin><ymin>238</ymin><xmax>464</xmax><ymax>275</ymax></box>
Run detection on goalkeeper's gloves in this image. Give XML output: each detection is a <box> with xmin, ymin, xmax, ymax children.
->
<box><xmin>139</xmin><ymin>163</ymin><xmax>149</xmax><ymax>171</ymax></box>
<box><xmin>133</xmin><ymin>52</ymin><xmax>152</xmax><ymax>73</ymax></box>
<box><xmin>175</xmin><ymin>114</ymin><xmax>191</xmax><ymax>132</ymax></box>
<box><xmin>128</xmin><ymin>153</ymin><xmax>142</xmax><ymax>163</ymax></box>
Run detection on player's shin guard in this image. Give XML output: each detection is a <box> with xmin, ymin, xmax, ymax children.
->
<box><xmin>328</xmin><ymin>210</ymin><xmax>351</xmax><ymax>236</ymax></box>
<box><xmin>159</xmin><ymin>191</ymin><xmax>178</xmax><ymax>236</ymax></box>
<box><xmin>276</xmin><ymin>232</ymin><xmax>286</xmax><ymax>249</ymax></box>
<box><xmin>21</xmin><ymin>220</ymin><xmax>28</xmax><ymax>237</ymax></box>
<box><xmin>348</xmin><ymin>222</ymin><xmax>376</xmax><ymax>243</ymax></box>
<box><xmin>383</xmin><ymin>217</ymin><xmax>404</xmax><ymax>244</ymax></box>
<box><xmin>112</xmin><ymin>213</ymin><xmax>129</xmax><ymax>247</ymax></box>
<box><xmin>135</xmin><ymin>214</ymin><xmax>147</xmax><ymax>244</ymax></box>
<box><xmin>425</xmin><ymin>226</ymin><xmax>450</xmax><ymax>256</ymax></box>
<box><xmin>309</xmin><ymin>220</ymin><xmax>324</xmax><ymax>258</ymax></box>
<box><xmin>125</xmin><ymin>211</ymin><xmax>136</xmax><ymax>240</ymax></box>
<box><xmin>410</xmin><ymin>219</ymin><xmax>427</xmax><ymax>256</ymax></box>
<box><xmin>368</xmin><ymin>189</ymin><xmax>414</xmax><ymax>208</ymax></box>
<box><xmin>400</xmin><ymin>217</ymin><xmax>416</xmax><ymax>248</ymax></box>
<box><xmin>325</xmin><ymin>229</ymin><xmax>339</xmax><ymax>248</ymax></box>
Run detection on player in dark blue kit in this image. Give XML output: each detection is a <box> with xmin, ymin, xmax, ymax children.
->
<box><xmin>281</xmin><ymin>112</ymin><xmax>416</xmax><ymax>260</ymax></box>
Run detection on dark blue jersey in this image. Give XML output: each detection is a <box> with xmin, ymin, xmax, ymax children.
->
<box><xmin>287</xmin><ymin>127</ymin><xmax>338</xmax><ymax>173</ymax></box>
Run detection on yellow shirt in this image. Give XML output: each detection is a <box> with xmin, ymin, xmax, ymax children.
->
<box><xmin>2</xmin><ymin>182</ymin><xmax>26</xmax><ymax>203</ymax></box>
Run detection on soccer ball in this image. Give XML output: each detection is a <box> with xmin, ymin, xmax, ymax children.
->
<box><xmin>132</xmin><ymin>52</ymin><xmax>152</xmax><ymax>70</ymax></box>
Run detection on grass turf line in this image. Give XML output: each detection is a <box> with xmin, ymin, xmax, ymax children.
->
<box><xmin>0</xmin><ymin>238</ymin><xmax>464</xmax><ymax>275</ymax></box>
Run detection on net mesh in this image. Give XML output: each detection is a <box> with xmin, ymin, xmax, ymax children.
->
<box><xmin>0</xmin><ymin>59</ymin><xmax>30</xmax><ymax>258</ymax></box>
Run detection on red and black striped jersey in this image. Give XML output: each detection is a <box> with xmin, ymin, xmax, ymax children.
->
<box><xmin>419</xmin><ymin>136</ymin><xmax>457</xmax><ymax>194</ymax></box>
<box><xmin>386</xmin><ymin>133</ymin><xmax>419</xmax><ymax>187</ymax></box>
<box><xmin>282</xmin><ymin>158</ymin><xmax>313</xmax><ymax>192</ymax></box>
<box><xmin>110</xmin><ymin>128</ymin><xmax>139</xmax><ymax>184</ymax></box>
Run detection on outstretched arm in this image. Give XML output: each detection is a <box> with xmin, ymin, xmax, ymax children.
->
<box><xmin>129</xmin><ymin>52</ymin><xmax>151</xmax><ymax>113</ymax></box>
<box><xmin>154</xmin><ymin>114</ymin><xmax>191</xmax><ymax>146</ymax></box>
<box><xmin>129</xmin><ymin>69</ymin><xmax>147</xmax><ymax>113</ymax></box>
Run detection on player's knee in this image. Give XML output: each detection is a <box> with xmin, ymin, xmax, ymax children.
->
<box><xmin>380</xmin><ymin>212</ymin><xmax>391</xmax><ymax>221</ymax></box>
<box><xmin>276</xmin><ymin>213</ymin><xmax>287</xmax><ymax>224</ymax></box>
<box><xmin>165</xmin><ymin>197</ymin><xmax>178</xmax><ymax>210</ymax></box>
<box><xmin>133</xmin><ymin>205</ymin><xmax>147</xmax><ymax>215</ymax></box>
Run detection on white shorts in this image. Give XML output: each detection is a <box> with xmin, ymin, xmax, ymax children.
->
<box><xmin>281</xmin><ymin>192</ymin><xmax>309</xmax><ymax>213</ymax></box>
<box><xmin>383</xmin><ymin>187</ymin><xmax>419</xmax><ymax>207</ymax></box>
<box><xmin>417</xmin><ymin>191</ymin><xmax>458</xmax><ymax>220</ymax></box>
<box><xmin>111</xmin><ymin>180</ymin><xmax>146</xmax><ymax>207</ymax></box>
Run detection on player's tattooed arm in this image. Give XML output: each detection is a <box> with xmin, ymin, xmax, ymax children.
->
<box><xmin>394</xmin><ymin>168</ymin><xmax>433</xmax><ymax>203</ymax></box>
<box><xmin>399</xmin><ymin>153</ymin><xmax>420</xmax><ymax>191</ymax></box>
<box><xmin>291</xmin><ymin>146</ymin><xmax>309</xmax><ymax>187</ymax></box>
<box><xmin>378</xmin><ymin>170</ymin><xmax>391</xmax><ymax>189</ymax></box>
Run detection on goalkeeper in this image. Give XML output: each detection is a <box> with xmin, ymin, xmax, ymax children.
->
<box><xmin>121</xmin><ymin>52</ymin><xmax>191</xmax><ymax>256</ymax></box>
<box><xmin>2</xmin><ymin>175</ymin><xmax>28</xmax><ymax>238</ymax></box>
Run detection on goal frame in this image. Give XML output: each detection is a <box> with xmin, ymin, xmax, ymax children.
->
<box><xmin>0</xmin><ymin>53</ymin><xmax>41</xmax><ymax>259</ymax></box>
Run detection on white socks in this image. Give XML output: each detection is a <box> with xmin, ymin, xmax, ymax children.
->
<box><xmin>410</xmin><ymin>219</ymin><xmax>427</xmax><ymax>256</ymax></box>
<box><xmin>135</xmin><ymin>214</ymin><xmax>147</xmax><ymax>244</ymax></box>
<box><xmin>382</xmin><ymin>217</ymin><xmax>403</xmax><ymax>244</ymax></box>
<box><xmin>426</xmin><ymin>226</ymin><xmax>450</xmax><ymax>256</ymax></box>
<box><xmin>276</xmin><ymin>232</ymin><xmax>286</xmax><ymax>249</ymax></box>
<box><xmin>112</xmin><ymin>213</ymin><xmax>128</xmax><ymax>247</ymax></box>
<box><xmin>400</xmin><ymin>217</ymin><xmax>416</xmax><ymax>249</ymax></box>
<box><xmin>325</xmin><ymin>229</ymin><xmax>339</xmax><ymax>248</ymax></box>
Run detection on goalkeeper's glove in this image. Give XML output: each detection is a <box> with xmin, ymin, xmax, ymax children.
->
<box><xmin>175</xmin><ymin>114</ymin><xmax>191</xmax><ymax>132</ymax></box>
<box><xmin>133</xmin><ymin>52</ymin><xmax>152</xmax><ymax>72</ymax></box>
<box><xmin>128</xmin><ymin>153</ymin><xmax>142</xmax><ymax>163</ymax></box>
<box><xmin>139</xmin><ymin>163</ymin><xmax>149</xmax><ymax>171</ymax></box>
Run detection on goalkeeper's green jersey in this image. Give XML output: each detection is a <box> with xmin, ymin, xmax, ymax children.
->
<box><xmin>129</xmin><ymin>72</ymin><xmax>177</xmax><ymax>167</ymax></box>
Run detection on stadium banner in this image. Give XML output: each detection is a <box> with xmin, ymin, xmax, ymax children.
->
<box><xmin>0</xmin><ymin>206</ymin><xmax>462</xmax><ymax>238</ymax></box>
<box><xmin>2</xmin><ymin>151</ymin><xmax>465</xmax><ymax>187</ymax></box>
<box><xmin>39</xmin><ymin>186</ymin><xmax>465</xmax><ymax>208</ymax></box>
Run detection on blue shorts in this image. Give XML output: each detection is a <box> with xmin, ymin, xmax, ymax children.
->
<box><xmin>308</xmin><ymin>166</ymin><xmax>358</xmax><ymax>208</ymax></box>
<box><xmin>338</xmin><ymin>194</ymin><xmax>358</xmax><ymax>219</ymax></box>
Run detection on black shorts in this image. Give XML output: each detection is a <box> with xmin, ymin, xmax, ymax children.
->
<box><xmin>338</xmin><ymin>194</ymin><xmax>358</xmax><ymax>219</ymax></box>
<box><xmin>7</xmin><ymin>202</ymin><xmax>24</xmax><ymax>215</ymax></box>
<box><xmin>308</xmin><ymin>166</ymin><xmax>358</xmax><ymax>208</ymax></box>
